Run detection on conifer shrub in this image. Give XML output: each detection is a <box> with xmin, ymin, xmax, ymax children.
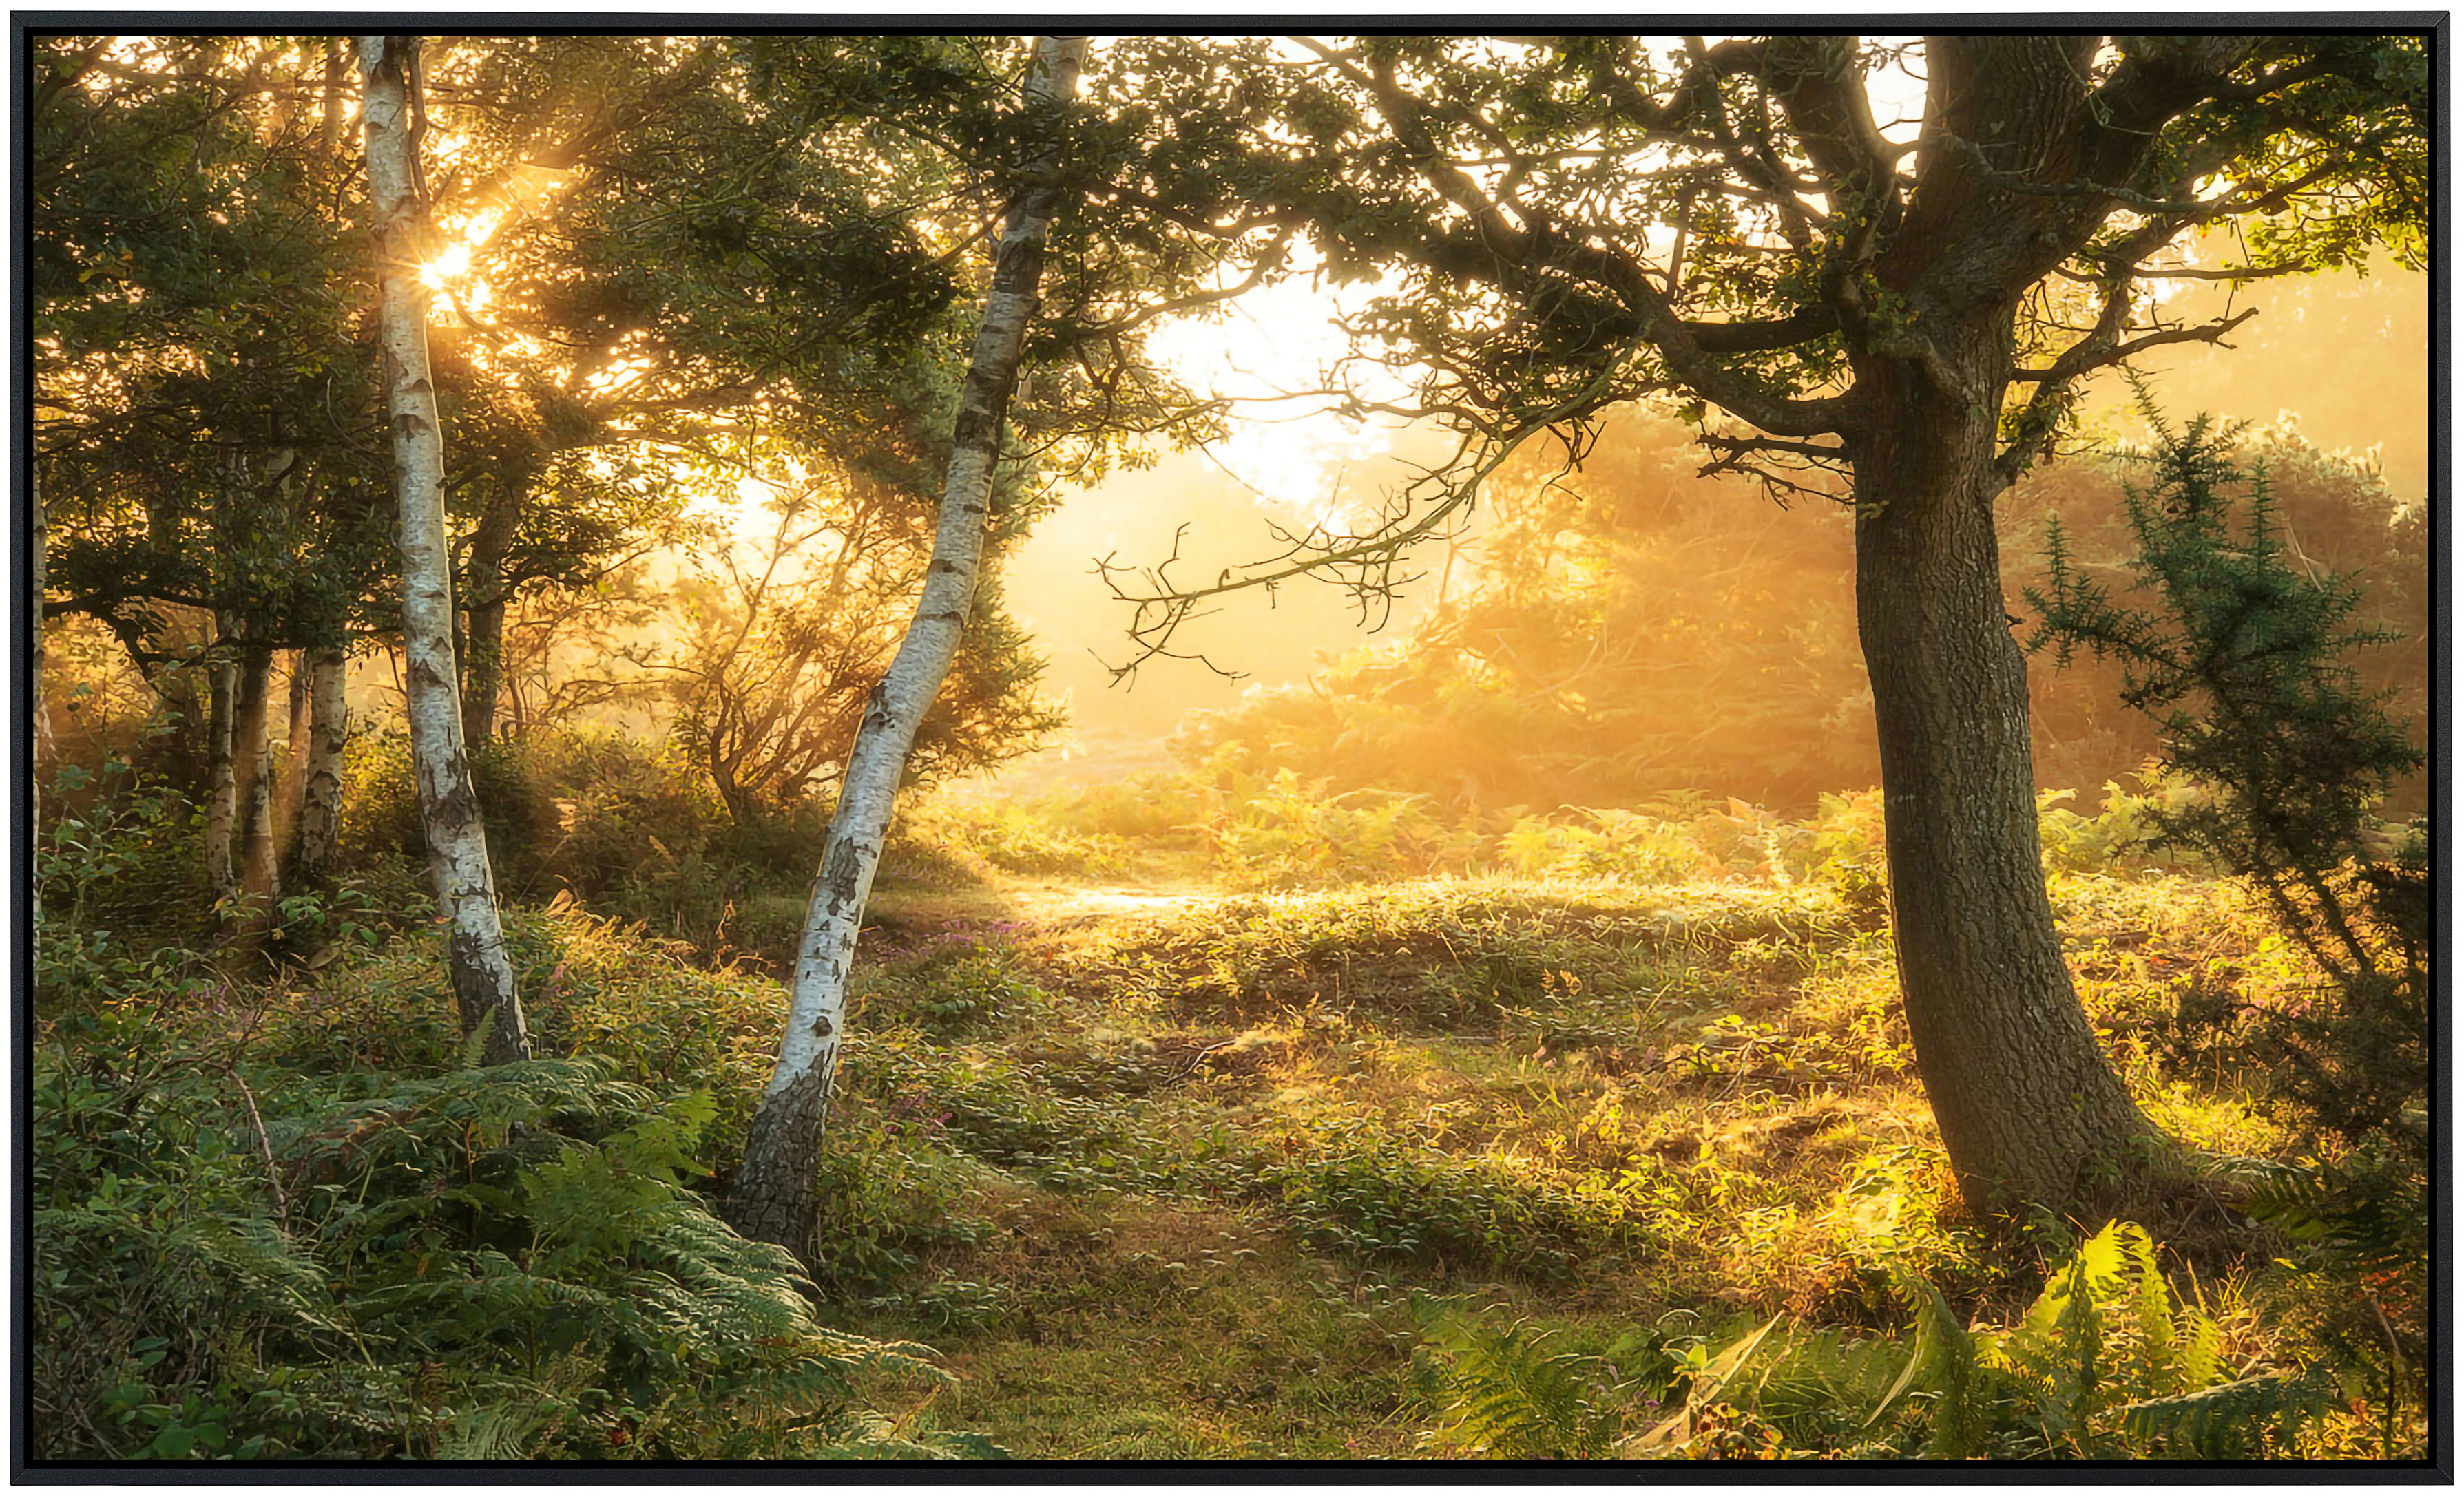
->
<box><xmin>2029</xmin><ymin>389</ymin><xmax>2428</xmax><ymax>1426</ymax></box>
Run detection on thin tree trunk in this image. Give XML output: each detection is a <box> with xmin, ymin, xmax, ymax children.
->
<box><xmin>362</xmin><ymin>33</ymin><xmax>530</xmax><ymax>1066</ymax></box>
<box><xmin>287</xmin><ymin>644</ymin><xmax>350</xmax><ymax>894</ymax></box>
<box><xmin>320</xmin><ymin>37</ymin><xmax>344</xmax><ymax>162</ymax></box>
<box><xmin>1850</xmin><ymin>347</ymin><xmax>2158</xmax><ymax>1212</ymax></box>
<box><xmin>727</xmin><ymin>34</ymin><xmax>1088</xmax><ymax>1253</ymax></box>
<box><xmin>32</xmin><ymin>467</ymin><xmax>46</xmax><ymax>932</ymax></box>
<box><xmin>229</xmin><ymin>639</ymin><xmax>281</xmax><ymax>945</ymax></box>
<box><xmin>276</xmin><ymin>648</ymin><xmax>311</xmax><ymax>856</ymax></box>
<box><xmin>461</xmin><ymin>494</ymin><xmax>519</xmax><ymax>748</ymax></box>
<box><xmin>203</xmin><ymin>627</ymin><xmax>240</xmax><ymax>907</ymax></box>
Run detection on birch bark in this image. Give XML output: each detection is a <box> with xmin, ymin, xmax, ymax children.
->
<box><xmin>32</xmin><ymin>469</ymin><xmax>45</xmax><ymax>931</ymax></box>
<box><xmin>727</xmin><ymin>34</ymin><xmax>1088</xmax><ymax>1251</ymax></box>
<box><xmin>288</xmin><ymin>645</ymin><xmax>350</xmax><ymax>893</ymax></box>
<box><xmin>362</xmin><ymin>34</ymin><xmax>531</xmax><ymax>1065</ymax></box>
<box><xmin>203</xmin><ymin>632</ymin><xmax>240</xmax><ymax>907</ymax></box>
<box><xmin>229</xmin><ymin>639</ymin><xmax>281</xmax><ymax>946</ymax></box>
<box><xmin>277</xmin><ymin>649</ymin><xmax>310</xmax><ymax>854</ymax></box>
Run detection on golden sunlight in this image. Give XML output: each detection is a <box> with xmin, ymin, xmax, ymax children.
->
<box><xmin>419</xmin><ymin>241</ymin><xmax>473</xmax><ymax>288</ymax></box>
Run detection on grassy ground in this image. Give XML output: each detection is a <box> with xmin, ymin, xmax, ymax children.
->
<box><xmin>32</xmin><ymin>795</ymin><xmax>2416</xmax><ymax>1459</ymax></box>
<box><xmin>797</xmin><ymin>858</ymin><xmax>2298</xmax><ymax>1457</ymax></box>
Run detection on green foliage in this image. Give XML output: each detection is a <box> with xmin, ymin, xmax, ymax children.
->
<box><xmin>1212</xmin><ymin>770</ymin><xmax>1481</xmax><ymax>887</ymax></box>
<box><xmin>31</xmin><ymin>989</ymin><xmax>990</xmax><ymax>1461</ymax></box>
<box><xmin>1268</xmin><ymin>1120</ymin><xmax>1636</xmax><ymax>1281</ymax></box>
<box><xmin>2244</xmin><ymin>1151</ymin><xmax>2427</xmax><ymax>1444</ymax></box>
<box><xmin>2027</xmin><ymin>389</ymin><xmax>2424</xmax><ymax>918</ymax></box>
<box><xmin>2035</xmin><ymin>772</ymin><xmax>2220</xmax><ymax>875</ymax></box>
<box><xmin>2029</xmin><ymin>395</ymin><xmax>2427</xmax><ymax>1387</ymax></box>
<box><xmin>1414</xmin><ymin>1221</ymin><xmax>2349</xmax><ymax>1460</ymax></box>
<box><xmin>910</xmin><ymin>799</ymin><xmax>1131</xmax><ymax>879</ymax></box>
<box><xmin>36</xmin><ymin>755</ymin><xmax>211</xmax><ymax>1004</ymax></box>
<box><xmin>1410</xmin><ymin>1298</ymin><xmax>1628</xmax><ymax>1457</ymax></box>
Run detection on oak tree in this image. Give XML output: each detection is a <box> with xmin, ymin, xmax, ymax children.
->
<box><xmin>1107</xmin><ymin>32</ymin><xmax>2427</xmax><ymax>1210</ymax></box>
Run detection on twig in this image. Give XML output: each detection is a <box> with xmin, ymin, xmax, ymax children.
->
<box><xmin>1171</xmin><ymin>1037</ymin><xmax>1244</xmax><ymax>1082</ymax></box>
<box><xmin>226</xmin><ymin>1067</ymin><xmax>288</xmax><ymax>1221</ymax></box>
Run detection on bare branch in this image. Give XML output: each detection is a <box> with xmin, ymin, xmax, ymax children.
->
<box><xmin>2008</xmin><ymin>306</ymin><xmax>2259</xmax><ymax>386</ymax></box>
<box><xmin>1094</xmin><ymin>423</ymin><xmax>1509</xmax><ymax>683</ymax></box>
<box><xmin>1694</xmin><ymin>430</ymin><xmax>1850</xmax><ymax>508</ymax></box>
<box><xmin>1998</xmin><ymin>300</ymin><xmax>2260</xmax><ymax>484</ymax></box>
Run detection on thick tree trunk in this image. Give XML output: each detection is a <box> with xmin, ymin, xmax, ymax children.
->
<box><xmin>287</xmin><ymin>645</ymin><xmax>350</xmax><ymax>893</ymax></box>
<box><xmin>460</xmin><ymin>495</ymin><xmax>519</xmax><ymax>748</ymax></box>
<box><xmin>363</xmin><ymin>34</ymin><xmax>531</xmax><ymax>1066</ymax></box>
<box><xmin>1850</xmin><ymin>355</ymin><xmax>2158</xmax><ymax>1211</ymax></box>
<box><xmin>727</xmin><ymin>34</ymin><xmax>1088</xmax><ymax>1254</ymax></box>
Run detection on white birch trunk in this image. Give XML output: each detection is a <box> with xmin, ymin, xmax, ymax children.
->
<box><xmin>289</xmin><ymin>645</ymin><xmax>350</xmax><ymax>892</ymax></box>
<box><xmin>362</xmin><ymin>34</ymin><xmax>530</xmax><ymax>1065</ymax></box>
<box><xmin>229</xmin><ymin>640</ymin><xmax>281</xmax><ymax>947</ymax></box>
<box><xmin>32</xmin><ymin>469</ymin><xmax>45</xmax><ymax>932</ymax></box>
<box><xmin>204</xmin><ymin>633</ymin><xmax>240</xmax><ymax>907</ymax></box>
<box><xmin>277</xmin><ymin>648</ymin><xmax>311</xmax><ymax>854</ymax></box>
<box><xmin>727</xmin><ymin>34</ymin><xmax>1089</xmax><ymax>1251</ymax></box>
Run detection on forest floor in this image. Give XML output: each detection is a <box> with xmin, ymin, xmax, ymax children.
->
<box><xmin>37</xmin><ymin>814</ymin><xmax>2405</xmax><ymax>1460</ymax></box>
<box><xmin>809</xmin><ymin>856</ymin><xmax>2292</xmax><ymax>1457</ymax></box>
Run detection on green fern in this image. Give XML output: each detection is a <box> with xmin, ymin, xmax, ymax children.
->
<box><xmin>2246</xmin><ymin>1159</ymin><xmax>2422</xmax><ymax>1283</ymax></box>
<box><xmin>2116</xmin><ymin>1365</ymin><xmax>2339</xmax><ymax>1458</ymax></box>
<box><xmin>1410</xmin><ymin>1295</ymin><xmax>1625</xmax><ymax>1457</ymax></box>
<box><xmin>1406</xmin><ymin>1219</ymin><xmax>2357</xmax><ymax>1461</ymax></box>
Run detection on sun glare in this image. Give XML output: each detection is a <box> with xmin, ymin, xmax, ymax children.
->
<box><xmin>419</xmin><ymin>242</ymin><xmax>473</xmax><ymax>288</ymax></box>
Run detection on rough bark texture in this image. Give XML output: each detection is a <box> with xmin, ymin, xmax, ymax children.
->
<box><xmin>727</xmin><ymin>34</ymin><xmax>1088</xmax><ymax>1254</ymax></box>
<box><xmin>1837</xmin><ymin>36</ymin><xmax>2171</xmax><ymax>1209</ymax></box>
<box><xmin>287</xmin><ymin>645</ymin><xmax>349</xmax><ymax>893</ymax></box>
<box><xmin>363</xmin><ymin>34</ymin><xmax>531</xmax><ymax>1066</ymax></box>
<box><xmin>276</xmin><ymin>649</ymin><xmax>311</xmax><ymax>855</ymax></box>
<box><xmin>319</xmin><ymin>37</ymin><xmax>344</xmax><ymax>161</ymax></box>
<box><xmin>1848</xmin><ymin>353</ymin><xmax>2156</xmax><ymax>1209</ymax></box>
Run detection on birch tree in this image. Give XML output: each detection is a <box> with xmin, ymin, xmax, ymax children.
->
<box><xmin>286</xmin><ymin>646</ymin><xmax>351</xmax><ymax>894</ymax></box>
<box><xmin>362</xmin><ymin>34</ymin><xmax>530</xmax><ymax>1065</ymax></box>
<box><xmin>32</xmin><ymin>470</ymin><xmax>46</xmax><ymax>933</ymax></box>
<box><xmin>727</xmin><ymin>34</ymin><xmax>1089</xmax><ymax>1252</ymax></box>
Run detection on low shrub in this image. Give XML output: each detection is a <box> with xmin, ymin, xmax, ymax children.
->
<box><xmin>1267</xmin><ymin>1119</ymin><xmax>1640</xmax><ymax>1283</ymax></box>
<box><xmin>1414</xmin><ymin>1221</ymin><xmax>2367</xmax><ymax>1460</ymax></box>
<box><xmin>30</xmin><ymin>1010</ymin><xmax>989</xmax><ymax>1460</ymax></box>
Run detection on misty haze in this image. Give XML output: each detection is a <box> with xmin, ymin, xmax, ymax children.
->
<box><xmin>29</xmin><ymin>32</ymin><xmax>2432</xmax><ymax>1466</ymax></box>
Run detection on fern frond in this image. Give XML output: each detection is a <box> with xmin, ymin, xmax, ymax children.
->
<box><xmin>1413</xmin><ymin>1296</ymin><xmax>1616</xmax><ymax>1458</ymax></box>
<box><xmin>435</xmin><ymin>1391</ymin><xmax>566</xmax><ymax>1460</ymax></box>
<box><xmin>2116</xmin><ymin>1364</ymin><xmax>2338</xmax><ymax>1457</ymax></box>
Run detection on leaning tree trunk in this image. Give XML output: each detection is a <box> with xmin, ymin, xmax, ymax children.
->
<box><xmin>362</xmin><ymin>33</ymin><xmax>530</xmax><ymax>1065</ymax></box>
<box><xmin>727</xmin><ymin>34</ymin><xmax>1089</xmax><ymax>1254</ymax></box>
<box><xmin>1850</xmin><ymin>349</ymin><xmax>2157</xmax><ymax>1212</ymax></box>
<box><xmin>286</xmin><ymin>644</ymin><xmax>350</xmax><ymax>894</ymax></box>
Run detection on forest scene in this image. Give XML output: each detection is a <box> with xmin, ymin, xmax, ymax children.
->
<box><xmin>24</xmin><ymin>32</ymin><xmax>2437</xmax><ymax>1464</ymax></box>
